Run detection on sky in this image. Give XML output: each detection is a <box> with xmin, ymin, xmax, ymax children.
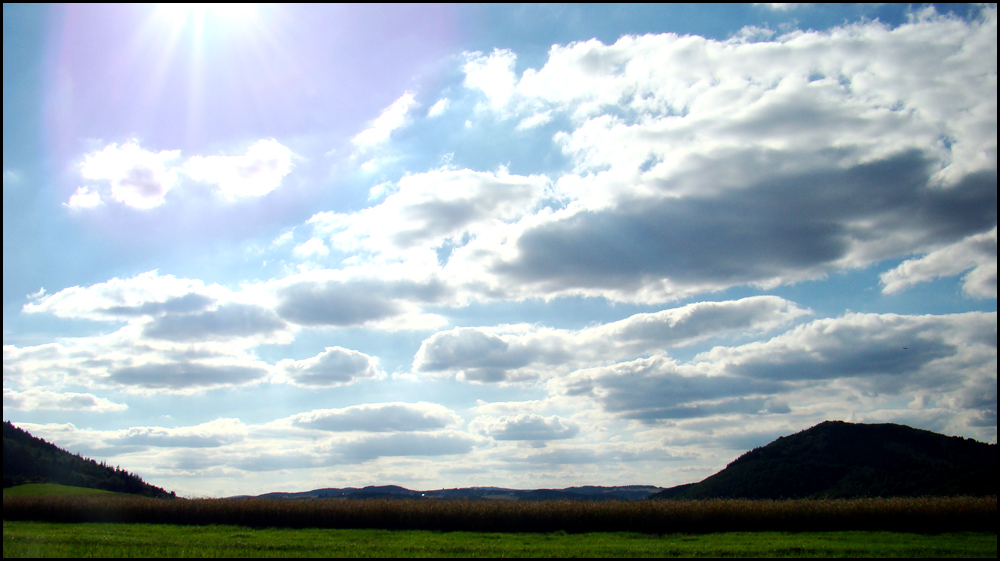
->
<box><xmin>3</xmin><ymin>3</ymin><xmax>996</xmax><ymax>498</ymax></box>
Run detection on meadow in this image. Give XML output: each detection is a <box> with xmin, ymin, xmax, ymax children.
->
<box><xmin>4</xmin><ymin>522</ymin><xmax>998</xmax><ymax>558</ymax></box>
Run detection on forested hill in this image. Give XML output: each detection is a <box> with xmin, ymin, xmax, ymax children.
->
<box><xmin>653</xmin><ymin>421</ymin><xmax>996</xmax><ymax>500</ymax></box>
<box><xmin>3</xmin><ymin>421</ymin><xmax>174</xmax><ymax>498</ymax></box>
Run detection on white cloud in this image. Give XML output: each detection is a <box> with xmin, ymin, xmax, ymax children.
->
<box><xmin>427</xmin><ymin>98</ymin><xmax>450</xmax><ymax>117</ymax></box>
<box><xmin>80</xmin><ymin>140</ymin><xmax>181</xmax><ymax>209</ymax></box>
<box><xmin>515</xmin><ymin>111</ymin><xmax>553</xmax><ymax>131</ymax></box>
<box><xmin>352</xmin><ymin>93</ymin><xmax>419</xmax><ymax>149</ymax></box>
<box><xmin>558</xmin><ymin>312</ymin><xmax>996</xmax><ymax>437</ymax></box>
<box><xmin>436</xmin><ymin>12</ymin><xmax>998</xmax><ymax>303</ymax></box>
<box><xmin>288</xmin><ymin>402</ymin><xmax>460</xmax><ymax>432</ymax></box>
<box><xmin>464</xmin><ymin>49</ymin><xmax>518</xmax><ymax>112</ymax></box>
<box><xmin>414</xmin><ymin>296</ymin><xmax>808</xmax><ymax>382</ymax></box>
<box><xmin>3</xmin><ymin>389</ymin><xmax>127</xmax><ymax>413</ymax></box>
<box><xmin>184</xmin><ymin>139</ymin><xmax>294</xmax><ymax>199</ymax></box>
<box><xmin>277</xmin><ymin>347</ymin><xmax>383</xmax><ymax>387</ymax></box>
<box><xmin>292</xmin><ymin>237</ymin><xmax>329</xmax><ymax>259</ymax></box>
<box><xmin>310</xmin><ymin>167</ymin><xmax>549</xmax><ymax>261</ymax></box>
<box><xmin>65</xmin><ymin>186</ymin><xmax>102</xmax><ymax>209</ymax></box>
<box><xmin>472</xmin><ymin>414</ymin><xmax>579</xmax><ymax>441</ymax></box>
<box><xmin>881</xmin><ymin>227</ymin><xmax>997</xmax><ymax>298</ymax></box>
<box><xmin>22</xmin><ymin>271</ymin><xmax>220</xmax><ymax>321</ymax></box>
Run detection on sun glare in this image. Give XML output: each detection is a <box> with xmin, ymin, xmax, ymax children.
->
<box><xmin>155</xmin><ymin>3</ymin><xmax>259</xmax><ymax>28</ymax></box>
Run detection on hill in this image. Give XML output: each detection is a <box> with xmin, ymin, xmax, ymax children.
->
<box><xmin>242</xmin><ymin>484</ymin><xmax>665</xmax><ymax>501</ymax></box>
<box><xmin>652</xmin><ymin>420</ymin><xmax>997</xmax><ymax>500</ymax></box>
<box><xmin>3</xmin><ymin>483</ymin><xmax>115</xmax><ymax>497</ymax></box>
<box><xmin>3</xmin><ymin>421</ymin><xmax>174</xmax><ymax>498</ymax></box>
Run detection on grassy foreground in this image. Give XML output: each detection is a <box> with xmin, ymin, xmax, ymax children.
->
<box><xmin>3</xmin><ymin>522</ymin><xmax>996</xmax><ymax>558</ymax></box>
<box><xmin>3</xmin><ymin>484</ymin><xmax>114</xmax><ymax>498</ymax></box>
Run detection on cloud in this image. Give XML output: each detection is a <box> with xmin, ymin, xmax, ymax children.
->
<box><xmin>278</xmin><ymin>347</ymin><xmax>383</xmax><ymax>387</ymax></box>
<box><xmin>112</xmin><ymin>419</ymin><xmax>246</xmax><ymax>449</ymax></box>
<box><xmin>562</xmin><ymin>355</ymin><xmax>784</xmax><ymax>422</ymax></box>
<box><xmin>487</xmin><ymin>153</ymin><xmax>995</xmax><ymax>302</ymax></box>
<box><xmin>273</xmin><ymin>274</ymin><xmax>450</xmax><ymax>328</ymax></box>
<box><xmin>311</xmin><ymin>167</ymin><xmax>549</xmax><ymax>259</ymax></box>
<box><xmin>65</xmin><ymin>186</ymin><xmax>102</xmax><ymax>209</ymax></box>
<box><xmin>79</xmin><ymin>140</ymin><xmax>181</xmax><ymax>209</ymax></box>
<box><xmin>881</xmin><ymin>227</ymin><xmax>997</xmax><ymax>298</ymax></box>
<box><xmin>464</xmin><ymin>49</ymin><xmax>518</xmax><ymax>112</ymax></box>
<box><xmin>473</xmin><ymin>414</ymin><xmax>579</xmax><ymax>441</ymax></box>
<box><xmin>22</xmin><ymin>271</ymin><xmax>218</xmax><ymax>321</ymax></box>
<box><xmin>184</xmin><ymin>139</ymin><xmax>294</xmax><ymax>199</ymax></box>
<box><xmin>559</xmin><ymin>312</ymin><xmax>996</xmax><ymax>424</ymax></box>
<box><xmin>335</xmin><ymin>431</ymin><xmax>476</xmax><ymax>462</ymax></box>
<box><xmin>108</xmin><ymin>362</ymin><xmax>270</xmax><ymax>390</ymax></box>
<box><xmin>292</xmin><ymin>238</ymin><xmax>329</xmax><ymax>259</ymax></box>
<box><xmin>141</xmin><ymin>304</ymin><xmax>286</xmax><ymax>342</ymax></box>
<box><xmin>429</xmin><ymin>12</ymin><xmax>997</xmax><ymax>304</ymax></box>
<box><xmin>352</xmin><ymin>93</ymin><xmax>419</xmax><ymax>149</ymax></box>
<box><xmin>289</xmin><ymin>402</ymin><xmax>460</xmax><ymax>432</ymax></box>
<box><xmin>414</xmin><ymin>296</ymin><xmax>807</xmax><ymax>382</ymax></box>
<box><xmin>427</xmin><ymin>98</ymin><xmax>450</xmax><ymax>117</ymax></box>
<box><xmin>3</xmin><ymin>389</ymin><xmax>127</xmax><ymax>413</ymax></box>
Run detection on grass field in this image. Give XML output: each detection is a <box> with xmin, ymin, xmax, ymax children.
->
<box><xmin>3</xmin><ymin>522</ymin><xmax>996</xmax><ymax>558</ymax></box>
<box><xmin>3</xmin><ymin>484</ymin><xmax>114</xmax><ymax>498</ymax></box>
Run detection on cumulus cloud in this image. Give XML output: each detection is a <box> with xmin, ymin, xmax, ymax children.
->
<box><xmin>184</xmin><ymin>139</ymin><xmax>294</xmax><ymax>199</ymax></box>
<box><xmin>473</xmin><ymin>414</ymin><xmax>579</xmax><ymax>441</ymax></box>
<box><xmin>559</xmin><ymin>312</ymin><xmax>996</xmax><ymax>424</ymax></box>
<box><xmin>4</xmin><ymin>325</ymin><xmax>276</xmax><ymax>395</ymax></box>
<box><xmin>289</xmin><ymin>402</ymin><xmax>460</xmax><ymax>432</ymax></box>
<box><xmin>310</xmin><ymin>167</ymin><xmax>549</xmax><ymax>260</ymax></box>
<box><xmin>65</xmin><ymin>186</ymin><xmax>102</xmax><ymax>209</ymax></box>
<box><xmin>108</xmin><ymin>362</ymin><xmax>270</xmax><ymax>390</ymax></box>
<box><xmin>278</xmin><ymin>347</ymin><xmax>383</xmax><ymax>387</ymax></box>
<box><xmin>3</xmin><ymin>389</ymin><xmax>127</xmax><ymax>413</ymax></box>
<box><xmin>352</xmin><ymin>93</ymin><xmax>419</xmax><ymax>148</ymax></box>
<box><xmin>141</xmin><ymin>303</ymin><xmax>286</xmax><ymax>342</ymax></box>
<box><xmin>112</xmin><ymin>418</ymin><xmax>246</xmax><ymax>449</ymax></box>
<box><xmin>23</xmin><ymin>271</ymin><xmax>218</xmax><ymax>321</ymax></box>
<box><xmin>79</xmin><ymin>140</ymin><xmax>181</xmax><ymax>209</ymax></box>
<box><xmin>427</xmin><ymin>98</ymin><xmax>450</xmax><ymax>117</ymax></box>
<box><xmin>436</xmin><ymin>12</ymin><xmax>997</xmax><ymax>303</ymax></box>
<box><xmin>335</xmin><ymin>431</ymin><xmax>476</xmax><ymax>462</ymax></box>
<box><xmin>464</xmin><ymin>49</ymin><xmax>518</xmax><ymax>112</ymax></box>
<box><xmin>881</xmin><ymin>227</ymin><xmax>997</xmax><ymax>298</ymax></box>
<box><xmin>292</xmin><ymin>238</ymin><xmax>329</xmax><ymax>259</ymax></box>
<box><xmin>273</xmin><ymin>273</ymin><xmax>450</xmax><ymax>329</ymax></box>
<box><xmin>414</xmin><ymin>296</ymin><xmax>807</xmax><ymax>382</ymax></box>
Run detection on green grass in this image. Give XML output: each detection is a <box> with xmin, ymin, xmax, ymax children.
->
<box><xmin>3</xmin><ymin>484</ymin><xmax>114</xmax><ymax>498</ymax></box>
<box><xmin>2</xmin><ymin>522</ymin><xmax>995</xmax><ymax>558</ymax></box>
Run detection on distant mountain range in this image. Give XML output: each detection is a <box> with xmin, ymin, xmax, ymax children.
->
<box><xmin>652</xmin><ymin>420</ymin><xmax>997</xmax><ymax>500</ymax></box>
<box><xmin>3</xmin><ymin>421</ymin><xmax>173</xmax><ymax>498</ymax></box>
<box><xmin>5</xmin><ymin>419</ymin><xmax>994</xmax><ymax>501</ymax></box>
<box><xmin>235</xmin><ymin>485</ymin><xmax>666</xmax><ymax>501</ymax></box>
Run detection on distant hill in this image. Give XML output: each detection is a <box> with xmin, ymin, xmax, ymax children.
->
<box><xmin>652</xmin><ymin>421</ymin><xmax>997</xmax><ymax>500</ymax></box>
<box><xmin>238</xmin><ymin>485</ymin><xmax>665</xmax><ymax>501</ymax></box>
<box><xmin>3</xmin><ymin>421</ymin><xmax>174</xmax><ymax>498</ymax></box>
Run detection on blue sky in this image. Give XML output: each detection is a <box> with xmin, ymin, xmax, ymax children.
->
<box><xmin>3</xmin><ymin>3</ymin><xmax>996</xmax><ymax>497</ymax></box>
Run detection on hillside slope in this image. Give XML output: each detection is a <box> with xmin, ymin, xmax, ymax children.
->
<box><xmin>3</xmin><ymin>421</ymin><xmax>173</xmax><ymax>498</ymax></box>
<box><xmin>653</xmin><ymin>421</ymin><xmax>996</xmax><ymax>500</ymax></box>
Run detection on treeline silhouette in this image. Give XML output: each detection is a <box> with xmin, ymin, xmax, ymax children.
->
<box><xmin>654</xmin><ymin>421</ymin><xmax>997</xmax><ymax>500</ymax></box>
<box><xmin>3</xmin><ymin>421</ymin><xmax>173</xmax><ymax>498</ymax></box>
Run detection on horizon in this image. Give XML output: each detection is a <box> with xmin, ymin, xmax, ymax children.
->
<box><xmin>3</xmin><ymin>3</ymin><xmax>996</xmax><ymax>498</ymax></box>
